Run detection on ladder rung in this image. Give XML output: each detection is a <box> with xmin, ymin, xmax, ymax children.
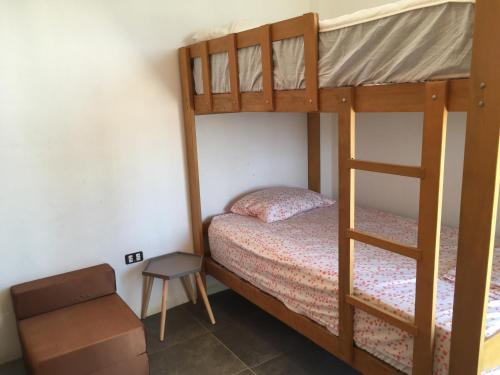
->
<box><xmin>349</xmin><ymin>159</ymin><xmax>425</xmax><ymax>179</ymax></box>
<box><xmin>347</xmin><ymin>229</ymin><xmax>421</xmax><ymax>260</ymax></box>
<box><xmin>346</xmin><ymin>295</ymin><xmax>419</xmax><ymax>336</ymax></box>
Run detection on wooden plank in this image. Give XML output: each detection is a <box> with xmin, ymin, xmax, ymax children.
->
<box><xmin>270</xmin><ymin>13</ymin><xmax>317</xmax><ymax>111</ymax></box>
<box><xmin>307</xmin><ymin>113</ymin><xmax>321</xmax><ymax>192</ymax></box>
<box><xmin>346</xmin><ymin>295</ymin><xmax>418</xmax><ymax>336</ymax></box>
<box><xmin>205</xmin><ymin>257</ymin><xmax>404</xmax><ymax>375</ymax></box>
<box><xmin>188</xmin><ymin>42</ymin><xmax>204</xmax><ymax>58</ymax></box>
<box><xmin>206</xmin><ymin>35</ymin><xmax>240</xmax><ymax>111</ymax></box>
<box><xmin>193</xmin><ymin>80</ymin><xmax>470</xmax><ymax>114</ymax></box>
<box><xmin>483</xmin><ymin>335</ymin><xmax>500</xmax><ymax>369</ymax></box>
<box><xmin>274</xmin><ymin>90</ymin><xmax>313</xmax><ymax>112</ymax></box>
<box><xmin>347</xmin><ymin>229</ymin><xmax>421</xmax><ymax>260</ymax></box>
<box><xmin>412</xmin><ymin>81</ymin><xmax>448</xmax><ymax>375</ymax></box>
<box><xmin>271</xmin><ymin>13</ymin><xmax>308</xmax><ymax>41</ymax></box>
<box><xmin>260</xmin><ymin>25</ymin><xmax>274</xmax><ymax>111</ymax></box>
<box><xmin>448</xmin><ymin>79</ymin><xmax>470</xmax><ymax>112</ymax></box>
<box><xmin>320</xmin><ymin>81</ymin><xmax>469</xmax><ymax>113</ymax></box>
<box><xmin>338</xmin><ymin>88</ymin><xmax>355</xmax><ymax>361</ymax></box>
<box><xmin>355</xmin><ymin>83</ymin><xmax>425</xmax><ymax>112</ymax></box>
<box><xmin>179</xmin><ymin>48</ymin><xmax>204</xmax><ymax>256</ymax></box>
<box><xmin>189</xmin><ymin>42</ymin><xmax>213</xmax><ymax>111</ymax></box>
<box><xmin>237</xmin><ymin>26</ymin><xmax>264</xmax><ymax>48</ymax></box>
<box><xmin>236</xmin><ymin>25</ymin><xmax>273</xmax><ymax>111</ymax></box>
<box><xmin>227</xmin><ymin>34</ymin><xmax>240</xmax><ymax>111</ymax></box>
<box><xmin>303</xmin><ymin>13</ymin><xmax>319</xmax><ymax>111</ymax></box>
<box><xmin>450</xmin><ymin>1</ymin><xmax>500</xmax><ymax>373</ymax></box>
<box><xmin>349</xmin><ymin>159</ymin><xmax>424</xmax><ymax>179</ymax></box>
<box><xmin>354</xmin><ymin>349</ymin><xmax>404</xmax><ymax>375</ymax></box>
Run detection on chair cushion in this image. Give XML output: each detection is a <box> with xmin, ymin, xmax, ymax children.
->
<box><xmin>19</xmin><ymin>294</ymin><xmax>146</xmax><ymax>375</ymax></box>
<box><xmin>11</xmin><ymin>264</ymin><xmax>116</xmax><ymax>320</ymax></box>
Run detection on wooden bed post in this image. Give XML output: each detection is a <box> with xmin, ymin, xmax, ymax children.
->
<box><xmin>412</xmin><ymin>81</ymin><xmax>448</xmax><ymax>375</ymax></box>
<box><xmin>179</xmin><ymin>47</ymin><xmax>204</xmax><ymax>257</ymax></box>
<box><xmin>307</xmin><ymin>113</ymin><xmax>321</xmax><ymax>193</ymax></box>
<box><xmin>450</xmin><ymin>0</ymin><xmax>500</xmax><ymax>373</ymax></box>
<box><xmin>338</xmin><ymin>88</ymin><xmax>355</xmax><ymax>362</ymax></box>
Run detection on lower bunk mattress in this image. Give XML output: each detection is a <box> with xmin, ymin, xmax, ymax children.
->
<box><xmin>208</xmin><ymin>204</ymin><xmax>500</xmax><ymax>374</ymax></box>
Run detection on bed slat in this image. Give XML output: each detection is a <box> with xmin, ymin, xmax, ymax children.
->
<box><xmin>190</xmin><ymin>41</ymin><xmax>213</xmax><ymax>111</ymax></box>
<box><xmin>347</xmin><ymin>229</ymin><xmax>421</xmax><ymax>260</ymax></box>
<box><xmin>346</xmin><ymin>295</ymin><xmax>419</xmax><ymax>336</ymax></box>
<box><xmin>236</xmin><ymin>25</ymin><xmax>274</xmax><ymax>111</ymax></box>
<box><xmin>271</xmin><ymin>13</ymin><xmax>318</xmax><ymax>111</ymax></box>
<box><xmin>207</xmin><ymin>35</ymin><xmax>240</xmax><ymax>111</ymax></box>
<box><xmin>303</xmin><ymin>13</ymin><xmax>319</xmax><ymax>111</ymax></box>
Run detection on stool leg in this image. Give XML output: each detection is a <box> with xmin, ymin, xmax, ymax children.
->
<box><xmin>141</xmin><ymin>276</ymin><xmax>154</xmax><ymax>319</ymax></box>
<box><xmin>160</xmin><ymin>279</ymin><xmax>168</xmax><ymax>341</ymax></box>
<box><xmin>195</xmin><ymin>272</ymin><xmax>215</xmax><ymax>325</ymax></box>
<box><xmin>181</xmin><ymin>275</ymin><xmax>197</xmax><ymax>304</ymax></box>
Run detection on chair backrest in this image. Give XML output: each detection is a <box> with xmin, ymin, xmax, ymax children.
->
<box><xmin>11</xmin><ymin>264</ymin><xmax>116</xmax><ymax>320</ymax></box>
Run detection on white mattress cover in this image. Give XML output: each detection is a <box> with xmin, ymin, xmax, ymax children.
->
<box><xmin>209</xmin><ymin>204</ymin><xmax>500</xmax><ymax>374</ymax></box>
<box><xmin>319</xmin><ymin>0</ymin><xmax>474</xmax><ymax>32</ymax></box>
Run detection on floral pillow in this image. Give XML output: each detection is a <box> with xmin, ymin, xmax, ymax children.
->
<box><xmin>231</xmin><ymin>187</ymin><xmax>334</xmax><ymax>223</ymax></box>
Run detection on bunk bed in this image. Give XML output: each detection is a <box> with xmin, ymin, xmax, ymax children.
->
<box><xmin>178</xmin><ymin>0</ymin><xmax>500</xmax><ymax>374</ymax></box>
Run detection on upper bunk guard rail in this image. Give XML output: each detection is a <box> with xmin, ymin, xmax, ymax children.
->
<box><xmin>338</xmin><ymin>81</ymin><xmax>448</xmax><ymax>375</ymax></box>
<box><xmin>186</xmin><ymin>13</ymin><xmax>319</xmax><ymax>114</ymax></box>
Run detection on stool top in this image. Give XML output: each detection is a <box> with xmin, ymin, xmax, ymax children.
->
<box><xmin>142</xmin><ymin>252</ymin><xmax>202</xmax><ymax>280</ymax></box>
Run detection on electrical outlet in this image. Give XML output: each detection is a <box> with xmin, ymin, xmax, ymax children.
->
<box><xmin>125</xmin><ymin>251</ymin><xmax>144</xmax><ymax>265</ymax></box>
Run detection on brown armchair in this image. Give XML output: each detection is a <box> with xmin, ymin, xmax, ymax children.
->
<box><xmin>11</xmin><ymin>264</ymin><xmax>149</xmax><ymax>375</ymax></box>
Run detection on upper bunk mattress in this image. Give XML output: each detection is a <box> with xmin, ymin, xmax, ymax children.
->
<box><xmin>208</xmin><ymin>204</ymin><xmax>500</xmax><ymax>374</ymax></box>
<box><xmin>193</xmin><ymin>0</ymin><xmax>474</xmax><ymax>94</ymax></box>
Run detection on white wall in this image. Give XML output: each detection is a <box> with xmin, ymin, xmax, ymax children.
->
<box><xmin>0</xmin><ymin>0</ymin><xmax>311</xmax><ymax>364</ymax></box>
<box><xmin>319</xmin><ymin>112</ymin><xmax>468</xmax><ymax>228</ymax></box>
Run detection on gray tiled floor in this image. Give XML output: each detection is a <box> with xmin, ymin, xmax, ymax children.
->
<box><xmin>0</xmin><ymin>290</ymin><xmax>359</xmax><ymax>375</ymax></box>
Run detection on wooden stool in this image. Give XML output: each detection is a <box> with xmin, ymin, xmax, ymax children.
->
<box><xmin>141</xmin><ymin>252</ymin><xmax>215</xmax><ymax>341</ymax></box>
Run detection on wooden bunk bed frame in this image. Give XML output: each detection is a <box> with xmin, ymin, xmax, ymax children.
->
<box><xmin>178</xmin><ymin>1</ymin><xmax>500</xmax><ymax>374</ymax></box>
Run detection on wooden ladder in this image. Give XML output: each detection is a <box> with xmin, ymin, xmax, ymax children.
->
<box><xmin>337</xmin><ymin>81</ymin><xmax>449</xmax><ymax>375</ymax></box>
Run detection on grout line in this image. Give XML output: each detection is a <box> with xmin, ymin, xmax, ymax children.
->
<box><xmin>233</xmin><ymin>367</ymin><xmax>256</xmax><ymax>375</ymax></box>
<box><xmin>248</xmin><ymin>352</ymin><xmax>284</xmax><ymax>371</ymax></box>
<box><xmin>210</xmin><ymin>332</ymin><xmax>251</xmax><ymax>372</ymax></box>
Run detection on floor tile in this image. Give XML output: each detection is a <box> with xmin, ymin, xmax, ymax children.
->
<box><xmin>252</xmin><ymin>338</ymin><xmax>360</xmax><ymax>375</ymax></box>
<box><xmin>184</xmin><ymin>289</ymin><xmax>258</xmax><ymax>332</ymax></box>
<box><xmin>0</xmin><ymin>360</ymin><xmax>26</xmax><ymax>375</ymax></box>
<box><xmin>213</xmin><ymin>307</ymin><xmax>307</xmax><ymax>368</ymax></box>
<box><xmin>144</xmin><ymin>305</ymin><xmax>209</xmax><ymax>354</ymax></box>
<box><xmin>149</xmin><ymin>332</ymin><xmax>246</xmax><ymax>375</ymax></box>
